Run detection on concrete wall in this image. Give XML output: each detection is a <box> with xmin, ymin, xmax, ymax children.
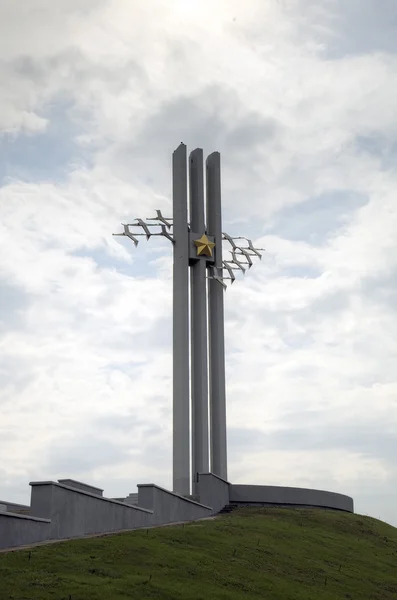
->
<box><xmin>0</xmin><ymin>478</ymin><xmax>355</xmax><ymax>551</ymax></box>
<box><xmin>0</xmin><ymin>500</ymin><xmax>30</xmax><ymax>513</ymax></box>
<box><xmin>0</xmin><ymin>512</ymin><xmax>51</xmax><ymax>550</ymax></box>
<box><xmin>30</xmin><ymin>481</ymin><xmax>153</xmax><ymax>540</ymax></box>
<box><xmin>58</xmin><ymin>479</ymin><xmax>103</xmax><ymax>497</ymax></box>
<box><xmin>230</xmin><ymin>485</ymin><xmax>354</xmax><ymax>513</ymax></box>
<box><xmin>126</xmin><ymin>493</ymin><xmax>139</xmax><ymax>504</ymax></box>
<box><xmin>197</xmin><ymin>472</ymin><xmax>230</xmax><ymax>514</ymax></box>
<box><xmin>138</xmin><ymin>484</ymin><xmax>212</xmax><ymax>525</ymax></box>
<box><xmin>111</xmin><ymin>493</ymin><xmax>138</xmax><ymax>505</ymax></box>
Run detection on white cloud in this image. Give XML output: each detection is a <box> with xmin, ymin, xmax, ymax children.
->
<box><xmin>0</xmin><ymin>0</ymin><xmax>397</xmax><ymax>527</ymax></box>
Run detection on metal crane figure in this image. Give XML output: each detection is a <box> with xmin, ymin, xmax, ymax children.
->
<box><xmin>159</xmin><ymin>224</ymin><xmax>174</xmax><ymax>243</ymax></box>
<box><xmin>222</xmin><ymin>232</ymin><xmax>241</xmax><ymax>250</ymax></box>
<box><xmin>112</xmin><ymin>224</ymin><xmax>140</xmax><ymax>246</ymax></box>
<box><xmin>234</xmin><ymin>237</ymin><xmax>266</xmax><ymax>259</ymax></box>
<box><xmin>230</xmin><ymin>250</ymin><xmax>248</xmax><ymax>273</ymax></box>
<box><xmin>207</xmin><ymin>266</ymin><xmax>228</xmax><ymax>290</ymax></box>
<box><xmin>221</xmin><ymin>260</ymin><xmax>238</xmax><ymax>283</ymax></box>
<box><xmin>233</xmin><ymin>246</ymin><xmax>253</xmax><ymax>268</ymax></box>
<box><xmin>146</xmin><ymin>209</ymin><xmax>173</xmax><ymax>229</ymax></box>
<box><xmin>133</xmin><ymin>218</ymin><xmax>152</xmax><ymax>240</ymax></box>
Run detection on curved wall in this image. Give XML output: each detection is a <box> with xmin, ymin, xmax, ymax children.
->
<box><xmin>229</xmin><ymin>484</ymin><xmax>354</xmax><ymax>513</ymax></box>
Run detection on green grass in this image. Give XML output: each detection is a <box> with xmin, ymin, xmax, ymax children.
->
<box><xmin>1</xmin><ymin>508</ymin><xmax>397</xmax><ymax>599</ymax></box>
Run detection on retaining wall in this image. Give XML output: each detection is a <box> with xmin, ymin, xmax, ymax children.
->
<box><xmin>30</xmin><ymin>481</ymin><xmax>153</xmax><ymax>540</ymax></box>
<box><xmin>58</xmin><ymin>479</ymin><xmax>103</xmax><ymax>496</ymax></box>
<box><xmin>230</xmin><ymin>485</ymin><xmax>354</xmax><ymax>513</ymax></box>
<box><xmin>126</xmin><ymin>493</ymin><xmax>139</xmax><ymax>505</ymax></box>
<box><xmin>0</xmin><ymin>477</ymin><xmax>355</xmax><ymax>551</ymax></box>
<box><xmin>138</xmin><ymin>484</ymin><xmax>212</xmax><ymax>525</ymax></box>
<box><xmin>197</xmin><ymin>473</ymin><xmax>230</xmax><ymax>514</ymax></box>
<box><xmin>0</xmin><ymin>512</ymin><xmax>51</xmax><ymax>550</ymax></box>
<box><xmin>0</xmin><ymin>500</ymin><xmax>30</xmax><ymax>513</ymax></box>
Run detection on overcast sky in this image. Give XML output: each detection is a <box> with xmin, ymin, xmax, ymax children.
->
<box><xmin>1</xmin><ymin>0</ymin><xmax>396</xmax><ymax>526</ymax></box>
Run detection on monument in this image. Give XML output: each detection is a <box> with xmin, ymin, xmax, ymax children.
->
<box><xmin>0</xmin><ymin>143</ymin><xmax>354</xmax><ymax>551</ymax></box>
<box><xmin>113</xmin><ymin>143</ymin><xmax>265</xmax><ymax>497</ymax></box>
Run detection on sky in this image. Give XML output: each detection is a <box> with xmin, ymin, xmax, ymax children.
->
<box><xmin>0</xmin><ymin>0</ymin><xmax>396</xmax><ymax>526</ymax></box>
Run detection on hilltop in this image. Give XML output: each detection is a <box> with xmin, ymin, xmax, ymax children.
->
<box><xmin>1</xmin><ymin>507</ymin><xmax>396</xmax><ymax>599</ymax></box>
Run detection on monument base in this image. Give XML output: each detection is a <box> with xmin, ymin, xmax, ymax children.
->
<box><xmin>197</xmin><ymin>473</ymin><xmax>354</xmax><ymax>515</ymax></box>
<box><xmin>0</xmin><ymin>474</ymin><xmax>354</xmax><ymax>551</ymax></box>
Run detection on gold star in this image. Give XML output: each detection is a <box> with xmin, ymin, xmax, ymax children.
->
<box><xmin>193</xmin><ymin>234</ymin><xmax>215</xmax><ymax>257</ymax></box>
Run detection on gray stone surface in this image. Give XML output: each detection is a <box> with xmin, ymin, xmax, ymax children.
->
<box><xmin>58</xmin><ymin>479</ymin><xmax>103</xmax><ymax>496</ymax></box>
<box><xmin>0</xmin><ymin>500</ymin><xmax>30</xmax><ymax>513</ymax></box>
<box><xmin>113</xmin><ymin>493</ymin><xmax>139</xmax><ymax>505</ymax></box>
<box><xmin>198</xmin><ymin>472</ymin><xmax>230</xmax><ymax>515</ymax></box>
<box><xmin>138</xmin><ymin>483</ymin><xmax>212</xmax><ymax>525</ymax></box>
<box><xmin>206</xmin><ymin>152</ymin><xmax>228</xmax><ymax>481</ymax></box>
<box><xmin>125</xmin><ymin>493</ymin><xmax>139</xmax><ymax>505</ymax></box>
<box><xmin>229</xmin><ymin>484</ymin><xmax>354</xmax><ymax>512</ymax></box>
<box><xmin>189</xmin><ymin>149</ymin><xmax>210</xmax><ymax>494</ymax></box>
<box><xmin>172</xmin><ymin>143</ymin><xmax>191</xmax><ymax>497</ymax></box>
<box><xmin>30</xmin><ymin>481</ymin><xmax>153</xmax><ymax>540</ymax></box>
<box><xmin>0</xmin><ymin>512</ymin><xmax>50</xmax><ymax>550</ymax></box>
<box><xmin>0</xmin><ymin>476</ymin><xmax>356</xmax><ymax>551</ymax></box>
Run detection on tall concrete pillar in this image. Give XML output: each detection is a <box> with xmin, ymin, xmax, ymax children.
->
<box><xmin>172</xmin><ymin>143</ymin><xmax>190</xmax><ymax>496</ymax></box>
<box><xmin>189</xmin><ymin>148</ymin><xmax>210</xmax><ymax>494</ymax></box>
<box><xmin>206</xmin><ymin>152</ymin><xmax>228</xmax><ymax>481</ymax></box>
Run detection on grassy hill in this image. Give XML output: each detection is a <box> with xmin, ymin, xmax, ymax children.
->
<box><xmin>1</xmin><ymin>507</ymin><xmax>396</xmax><ymax>599</ymax></box>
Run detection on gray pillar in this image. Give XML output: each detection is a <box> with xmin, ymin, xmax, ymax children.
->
<box><xmin>172</xmin><ymin>143</ymin><xmax>190</xmax><ymax>496</ymax></box>
<box><xmin>206</xmin><ymin>152</ymin><xmax>228</xmax><ymax>481</ymax></box>
<box><xmin>189</xmin><ymin>149</ymin><xmax>210</xmax><ymax>494</ymax></box>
